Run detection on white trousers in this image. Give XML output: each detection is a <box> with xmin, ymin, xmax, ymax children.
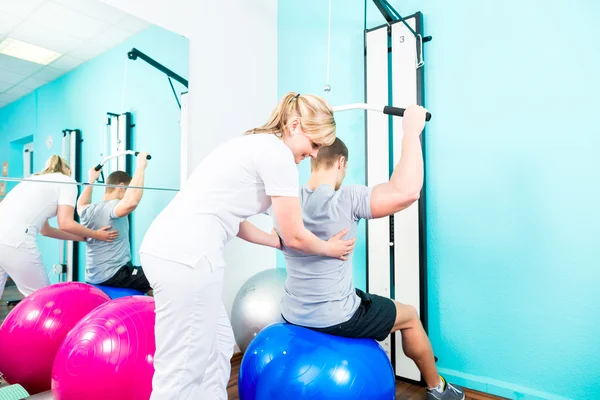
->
<box><xmin>141</xmin><ymin>253</ymin><xmax>235</xmax><ymax>400</ymax></box>
<box><xmin>0</xmin><ymin>244</ymin><xmax>50</xmax><ymax>301</ymax></box>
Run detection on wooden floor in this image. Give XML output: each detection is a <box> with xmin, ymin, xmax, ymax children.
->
<box><xmin>2</xmin><ymin>283</ymin><xmax>504</xmax><ymax>400</ymax></box>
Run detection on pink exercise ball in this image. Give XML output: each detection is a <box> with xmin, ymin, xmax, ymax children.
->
<box><xmin>0</xmin><ymin>282</ymin><xmax>110</xmax><ymax>394</ymax></box>
<box><xmin>51</xmin><ymin>296</ymin><xmax>156</xmax><ymax>400</ymax></box>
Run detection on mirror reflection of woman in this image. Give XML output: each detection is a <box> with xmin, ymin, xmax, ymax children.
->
<box><xmin>0</xmin><ymin>155</ymin><xmax>118</xmax><ymax>301</ymax></box>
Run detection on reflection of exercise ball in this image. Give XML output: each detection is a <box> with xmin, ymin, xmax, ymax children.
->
<box><xmin>51</xmin><ymin>296</ymin><xmax>156</xmax><ymax>400</ymax></box>
<box><xmin>239</xmin><ymin>323</ymin><xmax>395</xmax><ymax>400</ymax></box>
<box><xmin>231</xmin><ymin>268</ymin><xmax>287</xmax><ymax>352</ymax></box>
<box><xmin>90</xmin><ymin>284</ymin><xmax>144</xmax><ymax>299</ymax></box>
<box><xmin>0</xmin><ymin>283</ymin><xmax>110</xmax><ymax>395</ymax></box>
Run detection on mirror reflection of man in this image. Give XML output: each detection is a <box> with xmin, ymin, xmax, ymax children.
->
<box><xmin>77</xmin><ymin>153</ymin><xmax>153</xmax><ymax>295</ymax></box>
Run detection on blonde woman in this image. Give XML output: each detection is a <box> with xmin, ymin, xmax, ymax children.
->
<box><xmin>140</xmin><ymin>92</ymin><xmax>355</xmax><ymax>399</ymax></box>
<box><xmin>0</xmin><ymin>155</ymin><xmax>119</xmax><ymax>301</ymax></box>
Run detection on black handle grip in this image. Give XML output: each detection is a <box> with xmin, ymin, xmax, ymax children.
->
<box><xmin>383</xmin><ymin>106</ymin><xmax>432</xmax><ymax>121</ymax></box>
<box><xmin>94</xmin><ymin>164</ymin><xmax>102</xmax><ymax>171</ymax></box>
<box><xmin>134</xmin><ymin>152</ymin><xmax>152</xmax><ymax>160</ymax></box>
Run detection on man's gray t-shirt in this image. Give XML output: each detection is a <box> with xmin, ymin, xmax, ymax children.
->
<box><xmin>80</xmin><ymin>200</ymin><xmax>131</xmax><ymax>284</ymax></box>
<box><xmin>280</xmin><ymin>184</ymin><xmax>373</xmax><ymax>328</ymax></box>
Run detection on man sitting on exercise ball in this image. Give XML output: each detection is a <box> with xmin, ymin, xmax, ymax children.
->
<box><xmin>249</xmin><ymin>105</ymin><xmax>464</xmax><ymax>400</ymax></box>
<box><xmin>77</xmin><ymin>153</ymin><xmax>153</xmax><ymax>296</ymax></box>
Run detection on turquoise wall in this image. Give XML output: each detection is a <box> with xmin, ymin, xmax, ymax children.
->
<box><xmin>6</xmin><ymin>135</ymin><xmax>32</xmax><ymax>192</ymax></box>
<box><xmin>0</xmin><ymin>97</ymin><xmax>37</xmax><ymax>194</ymax></box>
<box><xmin>279</xmin><ymin>1</ymin><xmax>600</xmax><ymax>399</ymax></box>
<box><xmin>0</xmin><ymin>25</ymin><xmax>187</xmax><ymax>281</ymax></box>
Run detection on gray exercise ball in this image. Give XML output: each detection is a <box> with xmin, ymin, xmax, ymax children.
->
<box><xmin>231</xmin><ymin>268</ymin><xmax>287</xmax><ymax>352</ymax></box>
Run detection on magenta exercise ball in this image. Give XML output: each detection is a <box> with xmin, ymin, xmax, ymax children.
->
<box><xmin>51</xmin><ymin>296</ymin><xmax>156</xmax><ymax>400</ymax></box>
<box><xmin>0</xmin><ymin>282</ymin><xmax>110</xmax><ymax>394</ymax></box>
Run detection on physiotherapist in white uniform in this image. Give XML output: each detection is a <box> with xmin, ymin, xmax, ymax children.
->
<box><xmin>140</xmin><ymin>92</ymin><xmax>356</xmax><ymax>399</ymax></box>
<box><xmin>0</xmin><ymin>155</ymin><xmax>119</xmax><ymax>300</ymax></box>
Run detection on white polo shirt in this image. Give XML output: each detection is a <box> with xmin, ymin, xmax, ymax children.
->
<box><xmin>140</xmin><ymin>134</ymin><xmax>299</xmax><ymax>268</ymax></box>
<box><xmin>0</xmin><ymin>173</ymin><xmax>77</xmax><ymax>249</ymax></box>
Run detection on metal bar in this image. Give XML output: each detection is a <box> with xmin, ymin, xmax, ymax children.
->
<box><xmin>333</xmin><ymin>103</ymin><xmax>386</xmax><ymax>113</ymax></box>
<box><xmin>95</xmin><ymin>151</ymin><xmax>152</xmax><ymax>171</ymax></box>
<box><xmin>372</xmin><ymin>0</ymin><xmax>394</xmax><ymax>23</ymax></box>
<box><xmin>372</xmin><ymin>0</ymin><xmax>419</xmax><ymax>39</ymax></box>
<box><xmin>118</xmin><ymin>113</ymin><xmax>131</xmax><ymax>172</ymax></box>
<box><xmin>333</xmin><ymin>103</ymin><xmax>432</xmax><ymax>121</ymax></box>
<box><xmin>121</xmin><ymin>112</ymin><xmax>133</xmax><ymax>251</ymax></box>
<box><xmin>370</xmin><ymin>2</ymin><xmax>433</xmax><ymax>52</ymax></box>
<box><xmin>62</xmin><ymin>131</ymin><xmax>68</xmax><ymax>163</ymax></box>
<box><xmin>127</xmin><ymin>48</ymin><xmax>189</xmax><ymax>88</ymax></box>
<box><xmin>0</xmin><ymin>177</ymin><xmax>180</xmax><ymax>193</ymax></box>
<box><xmin>60</xmin><ymin>131</ymin><xmax>70</xmax><ymax>281</ymax></box>
<box><xmin>67</xmin><ymin>130</ymin><xmax>77</xmax><ymax>282</ymax></box>
<box><xmin>168</xmin><ymin>77</ymin><xmax>182</xmax><ymax>109</ymax></box>
<box><xmin>109</xmin><ymin>114</ymin><xmax>119</xmax><ymax>173</ymax></box>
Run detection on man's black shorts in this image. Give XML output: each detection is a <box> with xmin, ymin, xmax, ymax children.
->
<box><xmin>95</xmin><ymin>262</ymin><xmax>152</xmax><ymax>293</ymax></box>
<box><xmin>289</xmin><ymin>288</ymin><xmax>397</xmax><ymax>342</ymax></box>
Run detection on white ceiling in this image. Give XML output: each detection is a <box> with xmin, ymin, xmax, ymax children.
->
<box><xmin>0</xmin><ymin>0</ymin><xmax>152</xmax><ymax>108</ymax></box>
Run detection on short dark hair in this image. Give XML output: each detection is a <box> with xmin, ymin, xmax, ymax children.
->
<box><xmin>106</xmin><ymin>171</ymin><xmax>132</xmax><ymax>192</ymax></box>
<box><xmin>311</xmin><ymin>137</ymin><xmax>349</xmax><ymax>171</ymax></box>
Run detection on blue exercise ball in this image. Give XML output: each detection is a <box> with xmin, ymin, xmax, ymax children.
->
<box><xmin>239</xmin><ymin>323</ymin><xmax>395</xmax><ymax>400</ymax></box>
<box><xmin>91</xmin><ymin>285</ymin><xmax>144</xmax><ymax>299</ymax></box>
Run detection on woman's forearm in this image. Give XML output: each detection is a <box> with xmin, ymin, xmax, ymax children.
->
<box><xmin>271</xmin><ymin>196</ymin><xmax>352</xmax><ymax>259</ymax></box>
<box><xmin>238</xmin><ymin>221</ymin><xmax>281</xmax><ymax>249</ymax></box>
<box><xmin>43</xmin><ymin>226</ymin><xmax>86</xmax><ymax>242</ymax></box>
<box><xmin>59</xmin><ymin>219</ymin><xmax>96</xmax><ymax>240</ymax></box>
<box><xmin>284</xmin><ymin>228</ymin><xmax>330</xmax><ymax>256</ymax></box>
